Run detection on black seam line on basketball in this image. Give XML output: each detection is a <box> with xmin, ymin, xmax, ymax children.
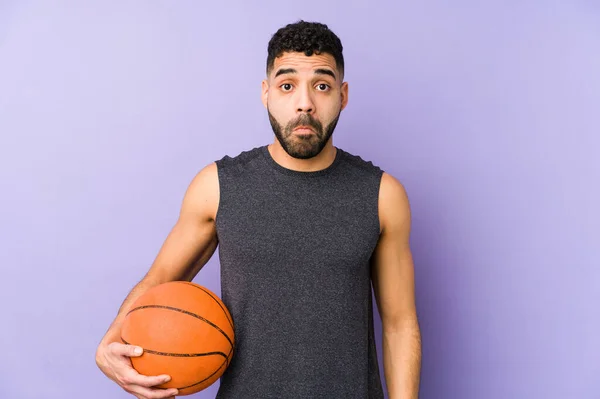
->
<box><xmin>176</xmin><ymin>355</ymin><xmax>229</xmax><ymax>391</ymax></box>
<box><xmin>195</xmin><ymin>286</ymin><xmax>234</xmax><ymax>330</ymax></box>
<box><xmin>121</xmin><ymin>338</ymin><xmax>228</xmax><ymax>359</ymax></box>
<box><xmin>124</xmin><ymin>336</ymin><xmax>230</xmax><ymax>392</ymax></box>
<box><xmin>122</xmin><ymin>313</ymin><xmax>234</xmax><ymax>365</ymax></box>
<box><xmin>127</xmin><ymin>305</ymin><xmax>233</xmax><ymax>347</ymax></box>
<box><xmin>182</xmin><ymin>282</ymin><xmax>234</xmax><ymax>330</ymax></box>
<box><xmin>173</xmin><ymin>345</ymin><xmax>233</xmax><ymax>391</ymax></box>
<box><xmin>225</xmin><ymin>343</ymin><xmax>234</xmax><ymax>367</ymax></box>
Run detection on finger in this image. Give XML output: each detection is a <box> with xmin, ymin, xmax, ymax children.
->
<box><xmin>109</xmin><ymin>345</ymin><xmax>172</xmax><ymax>385</ymax></box>
<box><xmin>121</xmin><ymin>368</ymin><xmax>172</xmax><ymax>388</ymax></box>
<box><xmin>109</xmin><ymin>341</ymin><xmax>144</xmax><ymax>358</ymax></box>
<box><xmin>126</xmin><ymin>384</ymin><xmax>179</xmax><ymax>399</ymax></box>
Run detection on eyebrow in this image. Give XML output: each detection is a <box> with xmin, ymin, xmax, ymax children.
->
<box><xmin>274</xmin><ymin>68</ymin><xmax>337</xmax><ymax>80</ymax></box>
<box><xmin>274</xmin><ymin>68</ymin><xmax>296</xmax><ymax>78</ymax></box>
<box><xmin>315</xmin><ymin>68</ymin><xmax>336</xmax><ymax>79</ymax></box>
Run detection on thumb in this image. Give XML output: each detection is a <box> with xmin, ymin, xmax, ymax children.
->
<box><xmin>116</xmin><ymin>342</ymin><xmax>144</xmax><ymax>357</ymax></box>
<box><xmin>127</xmin><ymin>345</ymin><xmax>144</xmax><ymax>357</ymax></box>
<box><xmin>117</xmin><ymin>338</ymin><xmax>144</xmax><ymax>357</ymax></box>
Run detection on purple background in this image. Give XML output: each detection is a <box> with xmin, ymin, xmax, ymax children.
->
<box><xmin>1</xmin><ymin>2</ymin><xmax>598</xmax><ymax>398</ymax></box>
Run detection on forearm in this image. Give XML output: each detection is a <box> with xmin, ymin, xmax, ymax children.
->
<box><xmin>382</xmin><ymin>319</ymin><xmax>422</xmax><ymax>399</ymax></box>
<box><xmin>97</xmin><ymin>236</ymin><xmax>211</xmax><ymax>349</ymax></box>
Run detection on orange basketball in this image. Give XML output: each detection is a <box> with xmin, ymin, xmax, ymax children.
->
<box><xmin>120</xmin><ymin>281</ymin><xmax>235</xmax><ymax>396</ymax></box>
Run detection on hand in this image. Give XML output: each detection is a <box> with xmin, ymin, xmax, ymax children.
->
<box><xmin>96</xmin><ymin>341</ymin><xmax>179</xmax><ymax>399</ymax></box>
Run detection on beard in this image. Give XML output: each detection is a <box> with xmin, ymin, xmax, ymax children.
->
<box><xmin>268</xmin><ymin>107</ymin><xmax>341</xmax><ymax>159</ymax></box>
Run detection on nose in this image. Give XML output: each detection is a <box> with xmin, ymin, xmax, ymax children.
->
<box><xmin>295</xmin><ymin>84</ymin><xmax>315</xmax><ymax>114</ymax></box>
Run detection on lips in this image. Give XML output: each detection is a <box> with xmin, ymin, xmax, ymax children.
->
<box><xmin>293</xmin><ymin>126</ymin><xmax>315</xmax><ymax>133</ymax></box>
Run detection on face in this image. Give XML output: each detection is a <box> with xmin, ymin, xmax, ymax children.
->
<box><xmin>262</xmin><ymin>52</ymin><xmax>348</xmax><ymax>159</ymax></box>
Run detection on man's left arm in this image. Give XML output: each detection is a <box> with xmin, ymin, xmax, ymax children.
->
<box><xmin>371</xmin><ymin>172</ymin><xmax>422</xmax><ymax>399</ymax></box>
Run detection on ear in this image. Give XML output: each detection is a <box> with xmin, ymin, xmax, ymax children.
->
<box><xmin>261</xmin><ymin>79</ymin><xmax>269</xmax><ymax>109</ymax></box>
<box><xmin>340</xmin><ymin>81</ymin><xmax>349</xmax><ymax>111</ymax></box>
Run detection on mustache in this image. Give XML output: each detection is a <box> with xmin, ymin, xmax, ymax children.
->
<box><xmin>287</xmin><ymin>114</ymin><xmax>322</xmax><ymax>132</ymax></box>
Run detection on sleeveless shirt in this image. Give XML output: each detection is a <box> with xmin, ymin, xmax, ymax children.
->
<box><xmin>214</xmin><ymin>145</ymin><xmax>385</xmax><ymax>398</ymax></box>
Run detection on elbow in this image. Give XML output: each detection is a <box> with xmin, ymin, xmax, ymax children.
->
<box><xmin>382</xmin><ymin>314</ymin><xmax>420</xmax><ymax>334</ymax></box>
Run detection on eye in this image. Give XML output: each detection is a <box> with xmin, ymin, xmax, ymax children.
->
<box><xmin>316</xmin><ymin>83</ymin><xmax>330</xmax><ymax>91</ymax></box>
<box><xmin>280</xmin><ymin>83</ymin><xmax>293</xmax><ymax>91</ymax></box>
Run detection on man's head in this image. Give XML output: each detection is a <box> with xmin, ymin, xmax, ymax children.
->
<box><xmin>262</xmin><ymin>21</ymin><xmax>348</xmax><ymax>159</ymax></box>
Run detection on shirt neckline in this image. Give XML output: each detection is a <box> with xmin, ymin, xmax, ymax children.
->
<box><xmin>260</xmin><ymin>145</ymin><xmax>343</xmax><ymax>178</ymax></box>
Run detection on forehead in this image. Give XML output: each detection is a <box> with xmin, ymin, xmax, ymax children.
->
<box><xmin>271</xmin><ymin>52</ymin><xmax>339</xmax><ymax>78</ymax></box>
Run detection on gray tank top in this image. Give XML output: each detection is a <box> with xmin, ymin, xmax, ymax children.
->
<box><xmin>214</xmin><ymin>145</ymin><xmax>385</xmax><ymax>398</ymax></box>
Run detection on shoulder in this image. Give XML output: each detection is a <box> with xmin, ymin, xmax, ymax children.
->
<box><xmin>190</xmin><ymin>161</ymin><xmax>219</xmax><ymax>189</ymax></box>
<box><xmin>180</xmin><ymin>162</ymin><xmax>220</xmax><ymax>220</ymax></box>
<box><xmin>379</xmin><ymin>172</ymin><xmax>409</xmax><ymax>203</ymax></box>
<box><xmin>378</xmin><ymin>172</ymin><xmax>411</xmax><ymax>234</ymax></box>
<box><xmin>181</xmin><ymin>146</ymin><xmax>264</xmax><ymax>219</ymax></box>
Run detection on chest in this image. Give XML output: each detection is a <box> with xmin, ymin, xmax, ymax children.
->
<box><xmin>216</xmin><ymin>182</ymin><xmax>380</xmax><ymax>280</ymax></box>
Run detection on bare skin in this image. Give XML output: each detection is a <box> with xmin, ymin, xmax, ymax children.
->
<box><xmin>96</xmin><ymin>51</ymin><xmax>420</xmax><ymax>399</ymax></box>
<box><xmin>371</xmin><ymin>172</ymin><xmax>422</xmax><ymax>398</ymax></box>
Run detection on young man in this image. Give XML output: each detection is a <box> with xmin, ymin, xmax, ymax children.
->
<box><xmin>96</xmin><ymin>20</ymin><xmax>421</xmax><ymax>399</ymax></box>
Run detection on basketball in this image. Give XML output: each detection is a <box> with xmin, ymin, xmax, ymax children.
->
<box><xmin>120</xmin><ymin>281</ymin><xmax>235</xmax><ymax>396</ymax></box>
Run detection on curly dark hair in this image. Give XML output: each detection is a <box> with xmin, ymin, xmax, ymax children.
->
<box><xmin>266</xmin><ymin>20</ymin><xmax>344</xmax><ymax>77</ymax></box>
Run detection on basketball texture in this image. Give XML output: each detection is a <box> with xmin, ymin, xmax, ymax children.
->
<box><xmin>121</xmin><ymin>281</ymin><xmax>235</xmax><ymax>396</ymax></box>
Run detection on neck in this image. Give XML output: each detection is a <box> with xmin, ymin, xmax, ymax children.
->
<box><xmin>268</xmin><ymin>139</ymin><xmax>337</xmax><ymax>172</ymax></box>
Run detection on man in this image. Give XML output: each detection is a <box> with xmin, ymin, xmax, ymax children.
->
<box><xmin>96</xmin><ymin>20</ymin><xmax>421</xmax><ymax>399</ymax></box>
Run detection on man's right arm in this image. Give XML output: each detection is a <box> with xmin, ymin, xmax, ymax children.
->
<box><xmin>95</xmin><ymin>162</ymin><xmax>220</xmax><ymax>398</ymax></box>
